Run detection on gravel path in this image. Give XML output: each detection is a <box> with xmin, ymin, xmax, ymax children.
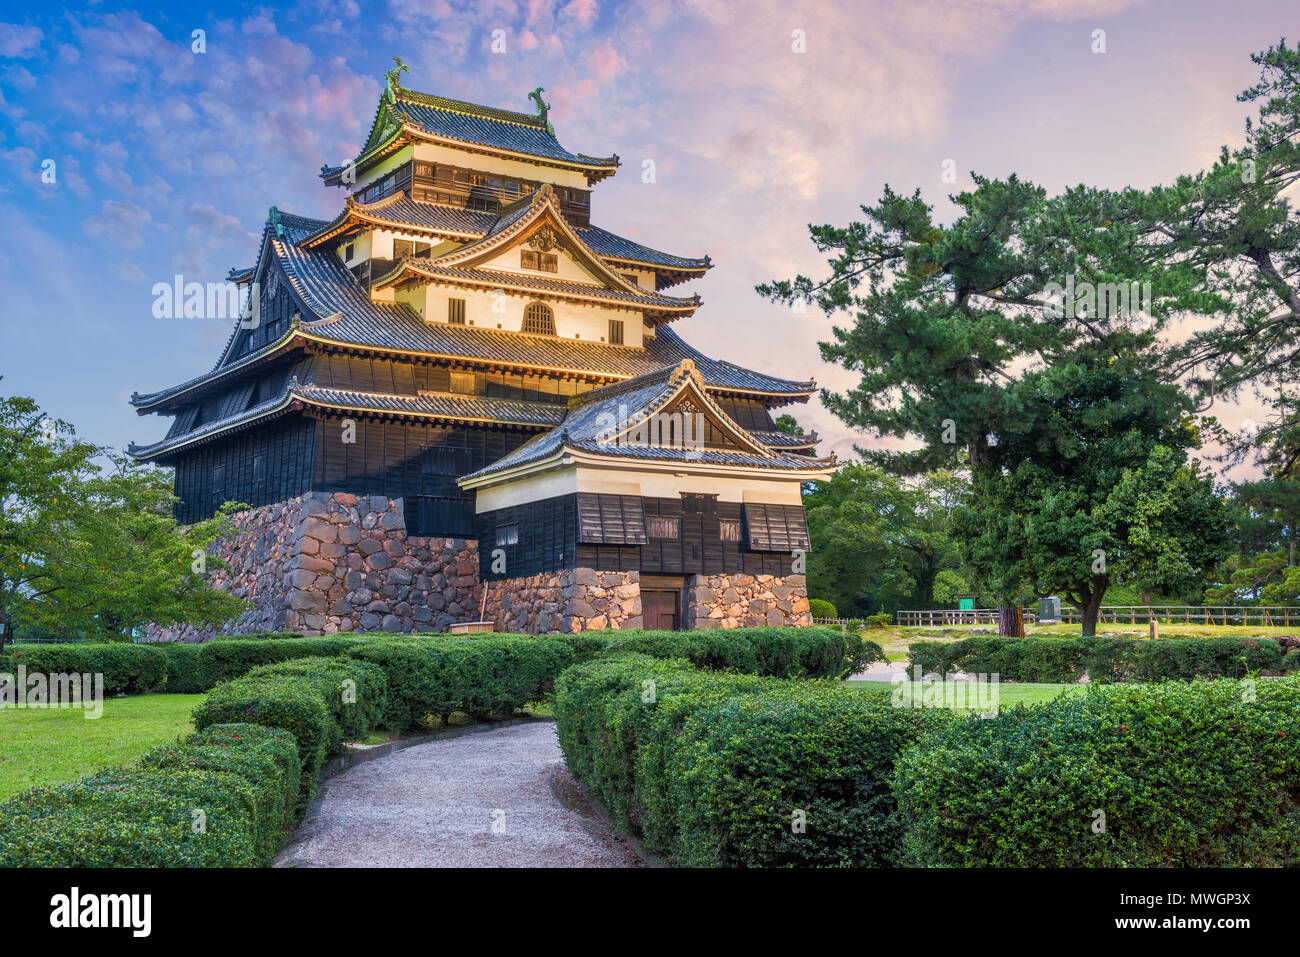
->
<box><xmin>276</xmin><ymin>721</ymin><xmax>643</xmax><ymax>868</ymax></box>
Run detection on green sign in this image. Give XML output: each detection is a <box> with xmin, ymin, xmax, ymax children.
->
<box><xmin>958</xmin><ymin>597</ymin><xmax>975</xmax><ymax>611</ymax></box>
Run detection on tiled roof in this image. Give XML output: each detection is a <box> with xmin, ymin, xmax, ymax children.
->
<box><xmin>271</xmin><ymin>208</ymin><xmax>809</xmax><ymax>394</ymax></box>
<box><xmin>302</xmin><ymin>192</ymin><xmax>710</xmax><ymax>277</ymax></box>
<box><xmin>751</xmin><ymin>429</ymin><xmax>819</xmax><ymax>449</ymax></box>
<box><xmin>131</xmin><ymin>208</ymin><xmax>814</xmax><ymax>412</ymax></box>
<box><xmin>461</xmin><ymin>363</ymin><xmax>833</xmax><ymax>483</ymax></box>
<box><xmin>308</xmin><ymin>195</ymin><xmax>499</xmax><ymax>243</ymax></box>
<box><xmin>574</xmin><ymin>225</ymin><xmax>709</xmax><ymax>271</ymax></box>
<box><xmin>292</xmin><ymin>384</ymin><xmax>564</xmax><ymax>428</ymax></box>
<box><xmin>373</xmin><ymin>260</ymin><xmax>700</xmax><ymax>312</ymax></box>
<box><xmin>391</xmin><ymin>88</ymin><xmax>619</xmax><ymax>171</ymax></box>
<box><xmin>323</xmin><ymin>87</ymin><xmax>620</xmax><ymax>183</ymax></box>
<box><xmin>130</xmin><ymin>379</ymin><xmax>562</xmax><ymax>461</ymax></box>
<box><xmin>129</xmin><ymin>388</ymin><xmax>297</xmax><ymax>459</ymax></box>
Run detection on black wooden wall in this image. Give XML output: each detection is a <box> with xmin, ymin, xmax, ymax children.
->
<box><xmin>171</xmin><ymin>417</ymin><xmax>316</xmax><ymax>524</ymax></box>
<box><xmin>312</xmin><ymin>415</ymin><xmax>533</xmax><ymax>536</ymax></box>
<box><xmin>478</xmin><ymin>493</ymin><xmax>802</xmax><ymax>580</ymax></box>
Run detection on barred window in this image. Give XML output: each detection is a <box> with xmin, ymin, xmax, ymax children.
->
<box><xmin>448</xmin><ymin>298</ymin><xmax>466</xmax><ymax>324</ymax></box>
<box><xmin>495</xmin><ymin>524</ymin><xmax>519</xmax><ymax>547</ymax></box>
<box><xmin>647</xmin><ymin>515</ymin><xmax>680</xmax><ymax>540</ymax></box>
<box><xmin>719</xmin><ymin>518</ymin><xmax>741</xmax><ymax>542</ymax></box>
<box><xmin>252</xmin><ymin>454</ymin><xmax>266</xmax><ymax>482</ymax></box>
<box><xmin>522</xmin><ymin>302</ymin><xmax>556</xmax><ymax>336</ymax></box>
<box><xmin>212</xmin><ymin>465</ymin><xmax>225</xmax><ymax>494</ymax></box>
<box><xmin>608</xmin><ymin>319</ymin><xmax>624</xmax><ymax>345</ymax></box>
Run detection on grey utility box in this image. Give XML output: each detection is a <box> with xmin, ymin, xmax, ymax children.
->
<box><xmin>1038</xmin><ymin>596</ymin><xmax>1062</xmax><ymax>623</ymax></box>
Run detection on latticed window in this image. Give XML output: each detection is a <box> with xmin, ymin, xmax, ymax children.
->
<box><xmin>522</xmin><ymin>302</ymin><xmax>556</xmax><ymax>335</ymax></box>
<box><xmin>608</xmin><ymin>319</ymin><xmax>624</xmax><ymax>345</ymax></box>
<box><xmin>447</xmin><ymin>298</ymin><xmax>466</xmax><ymax>324</ymax></box>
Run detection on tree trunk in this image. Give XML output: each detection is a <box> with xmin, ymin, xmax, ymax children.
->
<box><xmin>998</xmin><ymin>602</ymin><xmax>1024</xmax><ymax>638</ymax></box>
<box><xmin>1080</xmin><ymin>589</ymin><xmax>1105</xmax><ymax>637</ymax></box>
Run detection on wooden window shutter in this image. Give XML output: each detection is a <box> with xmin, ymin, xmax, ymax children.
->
<box><xmin>577</xmin><ymin>493</ymin><xmax>648</xmax><ymax>545</ymax></box>
<box><xmin>742</xmin><ymin>503</ymin><xmax>810</xmax><ymax>552</ymax></box>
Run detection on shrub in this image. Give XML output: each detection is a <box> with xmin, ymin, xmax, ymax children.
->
<box><xmin>554</xmin><ymin>655</ymin><xmax>947</xmax><ymax>866</ymax></box>
<box><xmin>0</xmin><ymin>643</ymin><xmax>167</xmax><ymax>695</ymax></box>
<box><xmin>197</xmin><ymin>635</ymin><xmax>369</xmax><ymax>686</ymax></box>
<box><xmin>347</xmin><ymin>635</ymin><xmax>574</xmax><ymax>731</ymax></box>
<box><xmin>552</xmin><ymin>654</ymin><xmax>704</xmax><ymax>829</ymax></box>
<box><xmin>808</xmin><ymin>598</ymin><xmax>837</xmax><ymax>619</ymax></box>
<box><xmin>138</xmin><ymin>723</ymin><xmax>300</xmax><ymax>863</ymax></box>
<box><xmin>1285</xmin><ymin>649</ymin><xmax>1300</xmax><ymax>674</ymax></box>
<box><xmin>0</xmin><ymin>766</ymin><xmax>264</xmax><ymax>867</ymax></box>
<box><xmin>863</xmin><ymin>613</ymin><xmax>892</xmax><ymax>629</ymax></box>
<box><xmin>894</xmin><ymin>678</ymin><xmax>1300</xmax><ymax>866</ymax></box>
<box><xmin>240</xmin><ymin>657</ymin><xmax>388</xmax><ymax>745</ymax></box>
<box><xmin>565</xmin><ymin>626</ymin><xmax>879</xmax><ymax>679</ymax></box>
<box><xmin>156</xmin><ymin>642</ymin><xmax>208</xmax><ymax>693</ymax></box>
<box><xmin>215</xmin><ymin>632</ymin><xmax>306</xmax><ymax>640</ymax></box>
<box><xmin>908</xmin><ymin>635</ymin><xmax>1284</xmax><ymax>683</ymax></box>
<box><xmin>194</xmin><ymin>675</ymin><xmax>334</xmax><ymax>813</ymax></box>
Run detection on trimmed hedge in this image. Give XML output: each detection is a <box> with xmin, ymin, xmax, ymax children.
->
<box><xmin>210</xmin><ymin>632</ymin><xmax>306</xmax><ymax>640</ymax></box>
<box><xmin>197</xmin><ymin>635</ymin><xmax>370</xmax><ymax>686</ymax></box>
<box><xmin>560</xmin><ymin>626</ymin><xmax>879</xmax><ymax>678</ymax></box>
<box><xmin>347</xmin><ymin>635</ymin><xmax>575</xmax><ymax>730</ymax></box>
<box><xmin>138</xmin><ymin>723</ymin><xmax>300</xmax><ymax>863</ymax></box>
<box><xmin>192</xmin><ymin>657</ymin><xmax>385</xmax><ymax>813</ymax></box>
<box><xmin>894</xmin><ymin>678</ymin><xmax>1300</xmax><ymax>866</ymax></box>
<box><xmin>554</xmin><ymin>654</ymin><xmax>947</xmax><ymax>866</ymax></box>
<box><xmin>0</xmin><ymin>723</ymin><xmax>297</xmax><ymax>867</ymax></box>
<box><xmin>243</xmin><ymin>657</ymin><xmax>388</xmax><ymax>745</ymax></box>
<box><xmin>808</xmin><ymin>598</ymin><xmax>837</xmax><ymax>619</ymax></box>
<box><xmin>908</xmin><ymin>635</ymin><xmax>1285</xmax><ymax>683</ymax></box>
<box><xmin>0</xmin><ymin>643</ymin><xmax>167</xmax><ymax>695</ymax></box>
<box><xmin>156</xmin><ymin>642</ymin><xmax>207</xmax><ymax>693</ymax></box>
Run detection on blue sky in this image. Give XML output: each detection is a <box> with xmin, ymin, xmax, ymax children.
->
<box><xmin>0</xmin><ymin>0</ymin><xmax>1295</xmax><ymax>478</ymax></box>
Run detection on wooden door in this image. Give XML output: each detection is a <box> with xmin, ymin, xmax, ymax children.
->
<box><xmin>642</xmin><ymin>590</ymin><xmax>680</xmax><ymax>631</ymax></box>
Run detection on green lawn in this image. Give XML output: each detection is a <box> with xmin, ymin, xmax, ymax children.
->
<box><xmin>0</xmin><ymin>693</ymin><xmax>198</xmax><ymax>800</ymax></box>
<box><xmin>849</xmin><ymin>679</ymin><xmax>1087</xmax><ymax>710</ymax></box>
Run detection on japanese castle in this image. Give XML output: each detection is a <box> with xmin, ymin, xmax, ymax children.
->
<box><xmin>130</xmin><ymin>64</ymin><xmax>832</xmax><ymax>635</ymax></box>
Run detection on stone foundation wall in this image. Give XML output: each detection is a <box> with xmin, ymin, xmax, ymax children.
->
<box><xmin>683</xmin><ymin>573</ymin><xmax>811</xmax><ymax>629</ymax></box>
<box><xmin>145</xmin><ymin>492</ymin><xmax>479</xmax><ymax>641</ymax></box>
<box><xmin>147</xmin><ymin>495</ymin><xmax>814</xmax><ymax>640</ymax></box>
<box><xmin>483</xmin><ymin>568</ymin><xmax>642</xmax><ymax>633</ymax></box>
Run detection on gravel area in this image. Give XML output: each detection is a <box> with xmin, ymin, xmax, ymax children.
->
<box><xmin>276</xmin><ymin>721</ymin><xmax>642</xmax><ymax>868</ymax></box>
<box><xmin>848</xmin><ymin>661</ymin><xmax>910</xmax><ymax>682</ymax></box>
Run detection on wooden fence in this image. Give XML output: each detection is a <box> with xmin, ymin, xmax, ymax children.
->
<box><xmin>894</xmin><ymin>606</ymin><xmax>1300</xmax><ymax>628</ymax></box>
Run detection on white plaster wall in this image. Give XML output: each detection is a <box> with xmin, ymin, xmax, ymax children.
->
<box><xmin>406</xmin><ymin>283</ymin><xmax>644</xmax><ymax>346</ymax></box>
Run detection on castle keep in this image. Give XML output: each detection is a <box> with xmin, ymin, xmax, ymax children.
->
<box><xmin>131</xmin><ymin>67</ymin><xmax>833</xmax><ymax>637</ymax></box>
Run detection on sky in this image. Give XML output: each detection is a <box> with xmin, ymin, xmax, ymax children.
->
<box><xmin>0</xmin><ymin>0</ymin><xmax>1295</xmax><ymax>481</ymax></box>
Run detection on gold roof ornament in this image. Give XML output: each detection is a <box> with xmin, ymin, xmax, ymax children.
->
<box><xmin>385</xmin><ymin>56</ymin><xmax>410</xmax><ymax>100</ymax></box>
